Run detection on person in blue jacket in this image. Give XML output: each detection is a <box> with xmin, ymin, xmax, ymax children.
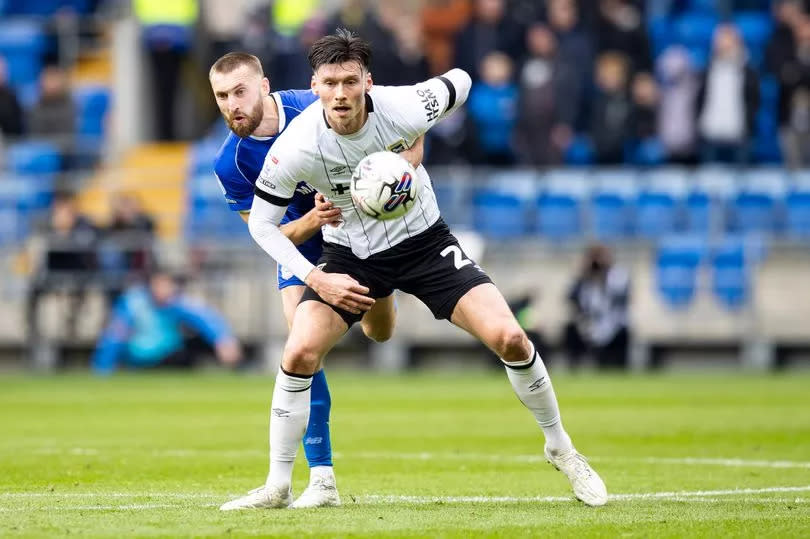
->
<box><xmin>92</xmin><ymin>270</ymin><xmax>242</xmax><ymax>373</ymax></box>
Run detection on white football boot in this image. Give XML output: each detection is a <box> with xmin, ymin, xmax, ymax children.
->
<box><xmin>219</xmin><ymin>484</ymin><xmax>292</xmax><ymax>511</ymax></box>
<box><xmin>544</xmin><ymin>445</ymin><xmax>608</xmax><ymax>506</ymax></box>
<box><xmin>290</xmin><ymin>473</ymin><xmax>341</xmax><ymax>509</ymax></box>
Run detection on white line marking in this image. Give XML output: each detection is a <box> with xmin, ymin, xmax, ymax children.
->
<box><xmin>7</xmin><ymin>448</ymin><xmax>810</xmax><ymax>469</ymax></box>
<box><xmin>1</xmin><ymin>485</ymin><xmax>809</xmax><ymax>511</ymax></box>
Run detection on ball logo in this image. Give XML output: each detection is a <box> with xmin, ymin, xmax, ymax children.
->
<box><xmin>383</xmin><ymin>172</ymin><xmax>412</xmax><ymax>212</ymax></box>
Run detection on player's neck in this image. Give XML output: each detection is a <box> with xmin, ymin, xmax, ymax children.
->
<box><xmin>252</xmin><ymin>94</ymin><xmax>280</xmax><ymax>137</ymax></box>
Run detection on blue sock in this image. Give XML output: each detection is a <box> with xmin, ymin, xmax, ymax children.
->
<box><xmin>303</xmin><ymin>369</ymin><xmax>333</xmax><ymax>468</ymax></box>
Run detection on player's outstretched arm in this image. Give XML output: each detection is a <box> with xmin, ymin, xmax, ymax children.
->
<box><xmin>248</xmin><ymin>195</ymin><xmax>373</xmax><ymax>314</ymax></box>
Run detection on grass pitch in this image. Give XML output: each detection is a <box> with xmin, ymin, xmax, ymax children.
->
<box><xmin>1</xmin><ymin>370</ymin><xmax>809</xmax><ymax>538</ymax></box>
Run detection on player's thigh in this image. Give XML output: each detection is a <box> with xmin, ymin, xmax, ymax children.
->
<box><xmin>450</xmin><ymin>283</ymin><xmax>530</xmax><ymax>361</ymax></box>
<box><xmin>280</xmin><ymin>285</ymin><xmax>306</xmax><ymax>331</ymax></box>
<box><xmin>282</xmin><ymin>299</ymin><xmax>349</xmax><ymax>375</ymax></box>
<box><xmin>360</xmin><ymin>293</ymin><xmax>396</xmax><ymax>342</ymax></box>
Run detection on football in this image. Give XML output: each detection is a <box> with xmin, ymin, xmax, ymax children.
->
<box><xmin>350</xmin><ymin>151</ymin><xmax>419</xmax><ymax>221</ymax></box>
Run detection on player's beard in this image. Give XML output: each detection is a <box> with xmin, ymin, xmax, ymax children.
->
<box><xmin>227</xmin><ymin>101</ymin><xmax>264</xmax><ymax>138</ymax></box>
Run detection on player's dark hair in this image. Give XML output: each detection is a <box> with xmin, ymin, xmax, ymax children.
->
<box><xmin>308</xmin><ymin>28</ymin><xmax>372</xmax><ymax>73</ymax></box>
<box><xmin>209</xmin><ymin>52</ymin><xmax>264</xmax><ymax>78</ymax></box>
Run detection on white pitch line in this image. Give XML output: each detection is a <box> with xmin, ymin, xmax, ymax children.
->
<box><xmin>8</xmin><ymin>448</ymin><xmax>810</xmax><ymax>469</ymax></box>
<box><xmin>1</xmin><ymin>486</ymin><xmax>809</xmax><ymax>510</ymax></box>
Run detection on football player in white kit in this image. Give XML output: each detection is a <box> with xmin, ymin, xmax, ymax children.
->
<box><xmin>220</xmin><ymin>29</ymin><xmax>607</xmax><ymax>510</ymax></box>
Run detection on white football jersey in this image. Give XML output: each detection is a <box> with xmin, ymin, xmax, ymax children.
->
<box><xmin>254</xmin><ymin>70</ymin><xmax>469</xmax><ymax>259</ymax></box>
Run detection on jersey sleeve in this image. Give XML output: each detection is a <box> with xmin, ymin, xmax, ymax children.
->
<box><xmin>213</xmin><ymin>140</ymin><xmax>254</xmax><ymax>212</ymax></box>
<box><xmin>276</xmin><ymin>89</ymin><xmax>319</xmax><ymax>113</ymax></box>
<box><xmin>253</xmin><ymin>129</ymin><xmax>312</xmax><ymax>206</ymax></box>
<box><xmin>377</xmin><ymin>68</ymin><xmax>472</xmax><ymax>140</ymax></box>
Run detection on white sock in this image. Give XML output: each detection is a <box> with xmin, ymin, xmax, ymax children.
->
<box><xmin>309</xmin><ymin>465</ymin><xmax>335</xmax><ymax>484</ymax></box>
<box><xmin>503</xmin><ymin>343</ymin><xmax>573</xmax><ymax>452</ymax></box>
<box><xmin>266</xmin><ymin>368</ymin><xmax>312</xmax><ymax>489</ymax></box>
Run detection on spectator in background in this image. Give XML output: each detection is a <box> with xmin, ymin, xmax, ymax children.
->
<box><xmin>514</xmin><ymin>23</ymin><xmax>577</xmax><ymax>165</ymax></box>
<box><xmin>101</xmin><ymin>192</ymin><xmax>156</xmax><ymax>305</ymax></box>
<box><xmin>134</xmin><ymin>0</ymin><xmax>198</xmax><ymax>141</ymax></box>
<box><xmin>773</xmin><ymin>18</ymin><xmax>810</xmax><ymax>167</ymax></box>
<box><xmin>92</xmin><ymin>270</ymin><xmax>242</xmax><ymax>374</ymax></box>
<box><xmin>590</xmin><ymin>52</ymin><xmax>632</xmax><ymax>164</ymax></box>
<box><xmin>383</xmin><ymin>13</ymin><xmax>431</xmax><ymax>86</ymax></box>
<box><xmin>467</xmin><ymin>51</ymin><xmax>519</xmax><ymax>165</ymax></box>
<box><xmin>26</xmin><ymin>192</ymin><xmax>99</xmax><ymax>345</ymax></box>
<box><xmin>29</xmin><ymin>65</ymin><xmax>77</xmax><ymax>163</ymax></box>
<box><xmin>628</xmin><ymin>72</ymin><xmax>661</xmax><ymax>162</ymax></box>
<box><xmin>696</xmin><ymin>24</ymin><xmax>760</xmax><ymax>164</ymax></box>
<box><xmin>656</xmin><ymin>45</ymin><xmax>699</xmax><ymax>164</ymax></box>
<box><xmin>595</xmin><ymin>0</ymin><xmax>652</xmax><ymax>74</ymax></box>
<box><xmin>564</xmin><ymin>244</ymin><xmax>631</xmax><ymax>371</ymax></box>
<box><xmin>453</xmin><ymin>0</ymin><xmax>525</xmax><ymax>81</ymax></box>
<box><xmin>547</xmin><ymin>0</ymin><xmax>593</xmax><ymax>123</ymax></box>
<box><xmin>420</xmin><ymin>0</ymin><xmax>471</xmax><ymax>76</ymax></box>
<box><xmin>270</xmin><ymin>17</ymin><xmax>326</xmax><ymax>91</ymax></box>
<box><xmin>0</xmin><ymin>56</ymin><xmax>23</xmax><ymax>136</ymax></box>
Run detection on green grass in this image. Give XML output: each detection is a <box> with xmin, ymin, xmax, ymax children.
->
<box><xmin>1</xmin><ymin>371</ymin><xmax>809</xmax><ymax>537</ymax></box>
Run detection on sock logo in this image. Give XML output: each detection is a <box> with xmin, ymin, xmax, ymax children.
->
<box><xmin>528</xmin><ymin>377</ymin><xmax>546</xmax><ymax>392</ymax></box>
<box><xmin>272</xmin><ymin>408</ymin><xmax>291</xmax><ymax>418</ymax></box>
<box><xmin>304</xmin><ymin>436</ymin><xmax>323</xmax><ymax>445</ymax></box>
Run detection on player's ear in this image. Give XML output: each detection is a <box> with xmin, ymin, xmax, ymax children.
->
<box><xmin>261</xmin><ymin>77</ymin><xmax>270</xmax><ymax>95</ymax></box>
<box><xmin>365</xmin><ymin>71</ymin><xmax>373</xmax><ymax>91</ymax></box>
<box><xmin>311</xmin><ymin>75</ymin><xmax>319</xmax><ymax>95</ymax></box>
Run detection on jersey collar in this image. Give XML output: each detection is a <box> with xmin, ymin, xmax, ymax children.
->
<box><xmin>249</xmin><ymin>92</ymin><xmax>285</xmax><ymax>141</ymax></box>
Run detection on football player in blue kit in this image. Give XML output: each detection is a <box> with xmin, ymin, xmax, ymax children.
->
<box><xmin>209</xmin><ymin>52</ymin><xmax>423</xmax><ymax>509</ymax></box>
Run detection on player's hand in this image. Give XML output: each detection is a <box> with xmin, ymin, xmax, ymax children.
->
<box><xmin>314</xmin><ymin>193</ymin><xmax>342</xmax><ymax>228</ymax></box>
<box><xmin>400</xmin><ymin>135</ymin><xmax>425</xmax><ymax>169</ymax></box>
<box><xmin>215</xmin><ymin>337</ymin><xmax>242</xmax><ymax>366</ymax></box>
<box><xmin>306</xmin><ymin>269</ymin><xmax>375</xmax><ymax>314</ymax></box>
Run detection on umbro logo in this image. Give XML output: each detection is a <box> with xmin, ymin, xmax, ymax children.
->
<box><xmin>528</xmin><ymin>377</ymin><xmax>546</xmax><ymax>392</ymax></box>
<box><xmin>272</xmin><ymin>408</ymin><xmax>290</xmax><ymax>418</ymax></box>
<box><xmin>329</xmin><ymin>165</ymin><xmax>349</xmax><ymax>174</ymax></box>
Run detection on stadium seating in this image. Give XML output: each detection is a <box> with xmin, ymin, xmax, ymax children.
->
<box><xmin>536</xmin><ymin>192</ymin><xmax>582</xmax><ymax>242</ymax></box>
<box><xmin>733</xmin><ymin>11</ymin><xmax>773</xmax><ymax>69</ymax></box>
<box><xmin>711</xmin><ymin>237</ymin><xmax>750</xmax><ymax>310</ymax></box>
<box><xmin>472</xmin><ymin>189</ymin><xmax>527</xmax><ymax>239</ymax></box>
<box><xmin>785</xmin><ymin>190</ymin><xmax>810</xmax><ymax>239</ymax></box>
<box><xmin>6</xmin><ymin>140</ymin><xmax>61</xmax><ymax>175</ymax></box>
<box><xmin>655</xmin><ymin>235</ymin><xmax>706</xmax><ymax>308</ymax></box>
<box><xmin>0</xmin><ymin>19</ymin><xmax>47</xmax><ymax>87</ymax></box>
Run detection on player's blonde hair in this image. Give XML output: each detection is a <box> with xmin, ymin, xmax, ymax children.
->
<box><xmin>209</xmin><ymin>52</ymin><xmax>264</xmax><ymax>79</ymax></box>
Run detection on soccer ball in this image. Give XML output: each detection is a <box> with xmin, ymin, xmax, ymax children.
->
<box><xmin>351</xmin><ymin>151</ymin><xmax>419</xmax><ymax>221</ymax></box>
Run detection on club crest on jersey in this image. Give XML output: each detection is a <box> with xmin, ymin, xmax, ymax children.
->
<box><xmin>386</xmin><ymin>139</ymin><xmax>407</xmax><ymax>153</ymax></box>
<box><xmin>383</xmin><ymin>172</ymin><xmax>413</xmax><ymax>212</ymax></box>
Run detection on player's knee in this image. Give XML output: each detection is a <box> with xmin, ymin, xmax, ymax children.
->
<box><xmin>282</xmin><ymin>342</ymin><xmax>321</xmax><ymax>374</ymax></box>
<box><xmin>493</xmin><ymin>324</ymin><xmax>529</xmax><ymax>362</ymax></box>
<box><xmin>362</xmin><ymin>321</ymin><xmax>394</xmax><ymax>343</ymax></box>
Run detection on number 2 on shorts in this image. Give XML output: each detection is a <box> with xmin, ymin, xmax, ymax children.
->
<box><xmin>440</xmin><ymin>245</ymin><xmax>472</xmax><ymax>270</ymax></box>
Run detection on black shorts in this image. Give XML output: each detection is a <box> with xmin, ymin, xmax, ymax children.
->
<box><xmin>301</xmin><ymin>218</ymin><xmax>493</xmax><ymax>327</ymax></box>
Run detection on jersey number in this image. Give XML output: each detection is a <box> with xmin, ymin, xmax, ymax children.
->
<box><xmin>440</xmin><ymin>245</ymin><xmax>472</xmax><ymax>270</ymax></box>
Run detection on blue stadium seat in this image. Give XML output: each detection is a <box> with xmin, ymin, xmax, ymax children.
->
<box><xmin>732</xmin><ymin>169</ymin><xmax>787</xmax><ymax>234</ymax></box>
<box><xmin>785</xmin><ymin>190</ymin><xmax>810</xmax><ymax>239</ymax></box>
<box><xmin>673</xmin><ymin>12</ymin><xmax>717</xmax><ymax>50</ymax></box>
<box><xmin>472</xmin><ymin>190</ymin><xmax>527</xmax><ymax>239</ymax></box>
<box><xmin>2</xmin><ymin>0</ymin><xmax>93</xmax><ymax>14</ymax></box>
<box><xmin>684</xmin><ymin>190</ymin><xmax>712</xmax><ymax>235</ymax></box>
<box><xmin>591</xmin><ymin>193</ymin><xmax>631</xmax><ymax>240</ymax></box>
<box><xmin>733</xmin><ymin>12</ymin><xmax>773</xmax><ymax>69</ymax></box>
<box><xmin>627</xmin><ymin>138</ymin><xmax>667</xmax><ymax>166</ymax></box>
<box><xmin>636</xmin><ymin>191</ymin><xmax>678</xmax><ymax>239</ymax></box>
<box><xmin>190</xmin><ymin>140</ymin><xmax>221</xmax><ymax>176</ymax></box>
<box><xmin>686</xmin><ymin>0</ymin><xmax>718</xmax><ymax>14</ymax></box>
<box><xmin>0</xmin><ymin>19</ymin><xmax>47</xmax><ymax>87</ymax></box>
<box><xmin>7</xmin><ymin>140</ymin><xmax>61</xmax><ymax>174</ymax></box>
<box><xmin>711</xmin><ymin>239</ymin><xmax>749</xmax><ymax>310</ymax></box>
<box><xmin>564</xmin><ymin>135</ymin><xmax>594</xmax><ymax>165</ymax></box>
<box><xmin>74</xmin><ymin>85</ymin><xmax>111</xmax><ymax>137</ymax></box>
<box><xmin>655</xmin><ymin>236</ymin><xmax>706</xmax><ymax>308</ymax></box>
<box><xmin>536</xmin><ymin>192</ymin><xmax>582</xmax><ymax>241</ymax></box>
<box><xmin>648</xmin><ymin>17</ymin><xmax>672</xmax><ymax>57</ymax></box>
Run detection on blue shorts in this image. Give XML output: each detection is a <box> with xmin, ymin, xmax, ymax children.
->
<box><xmin>277</xmin><ymin>250</ymin><xmax>322</xmax><ymax>290</ymax></box>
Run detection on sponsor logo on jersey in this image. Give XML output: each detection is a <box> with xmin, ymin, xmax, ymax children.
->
<box><xmin>295</xmin><ymin>182</ymin><xmax>316</xmax><ymax>195</ymax></box>
<box><xmin>258</xmin><ymin>178</ymin><xmax>276</xmax><ymax>190</ymax></box>
<box><xmin>270</xmin><ymin>155</ymin><xmax>279</xmax><ymax>165</ymax></box>
<box><xmin>329</xmin><ymin>164</ymin><xmax>349</xmax><ymax>175</ymax></box>
<box><xmin>417</xmin><ymin>87</ymin><xmax>440</xmax><ymax>122</ymax></box>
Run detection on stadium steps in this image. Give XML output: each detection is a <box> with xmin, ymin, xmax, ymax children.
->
<box><xmin>77</xmin><ymin>143</ymin><xmax>190</xmax><ymax>240</ymax></box>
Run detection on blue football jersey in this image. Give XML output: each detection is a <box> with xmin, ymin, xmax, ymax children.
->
<box><xmin>213</xmin><ymin>89</ymin><xmax>321</xmax><ymax>261</ymax></box>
